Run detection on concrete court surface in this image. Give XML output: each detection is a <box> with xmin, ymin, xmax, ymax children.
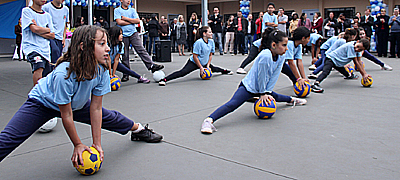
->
<box><xmin>0</xmin><ymin>51</ymin><xmax>399</xmax><ymax>180</ymax></box>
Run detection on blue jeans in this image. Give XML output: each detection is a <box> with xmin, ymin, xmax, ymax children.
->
<box><xmin>0</xmin><ymin>98</ymin><xmax>135</xmax><ymax>161</ymax></box>
<box><xmin>212</xmin><ymin>32</ymin><xmax>223</xmax><ymax>53</ymax></box>
<box><xmin>312</xmin><ymin>49</ymin><xmax>326</xmax><ymax>75</ymax></box>
<box><xmin>143</xmin><ymin>34</ymin><xmax>148</xmax><ymax>49</ymax></box>
<box><xmin>363</xmin><ymin>50</ymin><xmax>384</xmax><ymax>67</ymax></box>
<box><xmin>281</xmin><ymin>61</ymin><xmax>297</xmax><ymax>85</ymax></box>
<box><xmin>244</xmin><ymin>34</ymin><xmax>254</xmax><ymax>54</ymax></box>
<box><xmin>209</xmin><ymin>84</ymin><xmax>292</xmax><ymax>122</ymax></box>
<box><xmin>148</xmin><ymin>36</ymin><xmax>160</xmax><ymax>55</ymax></box>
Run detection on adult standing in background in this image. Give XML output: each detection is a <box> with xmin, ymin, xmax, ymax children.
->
<box><xmin>389</xmin><ymin>8</ymin><xmax>400</xmax><ymax>58</ymax></box>
<box><xmin>208</xmin><ymin>7</ymin><xmax>224</xmax><ymax>55</ymax></box>
<box><xmin>159</xmin><ymin>16</ymin><xmax>169</xmax><ymax>40</ymax></box>
<box><xmin>360</xmin><ymin>9</ymin><xmax>374</xmax><ymax>38</ymax></box>
<box><xmin>277</xmin><ymin>7</ymin><xmax>288</xmax><ymax>34</ymax></box>
<box><xmin>233</xmin><ymin>11</ymin><xmax>248</xmax><ymax>55</ymax></box>
<box><xmin>375</xmin><ymin>8</ymin><xmax>390</xmax><ymax>57</ymax></box>
<box><xmin>170</xmin><ymin>18</ymin><xmax>178</xmax><ymax>53</ymax></box>
<box><xmin>177</xmin><ymin>15</ymin><xmax>187</xmax><ymax>56</ymax></box>
<box><xmin>74</xmin><ymin>16</ymin><xmax>85</xmax><ymax>28</ymax></box>
<box><xmin>323</xmin><ymin>12</ymin><xmax>337</xmax><ymax>38</ymax></box>
<box><xmin>262</xmin><ymin>2</ymin><xmax>278</xmax><ymax>32</ymax></box>
<box><xmin>114</xmin><ymin>0</ymin><xmax>164</xmax><ymax>82</ymax></box>
<box><xmin>312</xmin><ymin>12</ymin><xmax>323</xmax><ymax>35</ymax></box>
<box><xmin>147</xmin><ymin>14</ymin><xmax>161</xmax><ymax>55</ymax></box>
<box><xmin>224</xmin><ymin>15</ymin><xmax>235</xmax><ymax>54</ymax></box>
<box><xmin>289</xmin><ymin>13</ymin><xmax>299</xmax><ymax>36</ymax></box>
<box><xmin>255</xmin><ymin>12</ymin><xmax>263</xmax><ymax>39</ymax></box>
<box><xmin>336</xmin><ymin>13</ymin><xmax>351</xmax><ymax>33</ymax></box>
<box><xmin>14</xmin><ymin>18</ymin><xmax>24</xmax><ymax>61</ymax></box>
<box><xmin>188</xmin><ymin>12</ymin><xmax>200</xmax><ymax>52</ymax></box>
<box><xmin>244</xmin><ymin>14</ymin><xmax>255</xmax><ymax>55</ymax></box>
<box><xmin>298</xmin><ymin>13</ymin><xmax>311</xmax><ymax>30</ymax></box>
<box><xmin>98</xmin><ymin>16</ymin><xmax>109</xmax><ymax>30</ymax></box>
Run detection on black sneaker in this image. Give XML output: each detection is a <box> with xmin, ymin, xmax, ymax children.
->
<box><xmin>121</xmin><ymin>75</ymin><xmax>129</xmax><ymax>82</ymax></box>
<box><xmin>151</xmin><ymin>64</ymin><xmax>165</xmax><ymax>73</ymax></box>
<box><xmin>131</xmin><ymin>124</ymin><xmax>163</xmax><ymax>143</ymax></box>
<box><xmin>344</xmin><ymin>73</ymin><xmax>359</xmax><ymax>80</ymax></box>
<box><xmin>311</xmin><ymin>84</ymin><xmax>324</xmax><ymax>93</ymax></box>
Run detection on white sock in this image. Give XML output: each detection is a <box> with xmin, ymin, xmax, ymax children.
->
<box><xmin>132</xmin><ymin>123</ymin><xmax>144</xmax><ymax>133</ymax></box>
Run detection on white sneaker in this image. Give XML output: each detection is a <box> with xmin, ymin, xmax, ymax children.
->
<box><xmin>236</xmin><ymin>68</ymin><xmax>247</xmax><ymax>74</ymax></box>
<box><xmin>382</xmin><ymin>64</ymin><xmax>393</xmax><ymax>71</ymax></box>
<box><xmin>158</xmin><ymin>80</ymin><xmax>166</xmax><ymax>86</ymax></box>
<box><xmin>308</xmin><ymin>73</ymin><xmax>317</xmax><ymax>79</ymax></box>
<box><xmin>309</xmin><ymin>64</ymin><xmax>316</xmax><ymax>70</ymax></box>
<box><xmin>286</xmin><ymin>97</ymin><xmax>307</xmax><ymax>106</ymax></box>
<box><xmin>38</xmin><ymin>117</ymin><xmax>58</xmax><ymax>133</ymax></box>
<box><xmin>201</xmin><ymin>118</ymin><xmax>217</xmax><ymax>134</ymax></box>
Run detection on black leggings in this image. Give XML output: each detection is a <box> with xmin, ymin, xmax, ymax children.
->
<box><xmin>239</xmin><ymin>45</ymin><xmax>259</xmax><ymax>69</ymax></box>
<box><xmin>165</xmin><ymin>60</ymin><xmax>226</xmax><ymax>82</ymax></box>
<box><xmin>316</xmin><ymin>57</ymin><xmax>350</xmax><ymax>83</ymax></box>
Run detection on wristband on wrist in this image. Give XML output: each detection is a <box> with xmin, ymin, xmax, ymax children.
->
<box><xmin>297</xmin><ymin>77</ymin><xmax>302</xmax><ymax>81</ymax></box>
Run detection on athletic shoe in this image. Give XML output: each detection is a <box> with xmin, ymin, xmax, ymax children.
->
<box><xmin>382</xmin><ymin>64</ymin><xmax>393</xmax><ymax>71</ymax></box>
<box><xmin>311</xmin><ymin>84</ymin><xmax>324</xmax><ymax>93</ymax></box>
<box><xmin>121</xmin><ymin>75</ymin><xmax>129</xmax><ymax>82</ymax></box>
<box><xmin>286</xmin><ymin>97</ymin><xmax>307</xmax><ymax>106</ymax></box>
<box><xmin>151</xmin><ymin>64</ymin><xmax>164</xmax><ymax>73</ymax></box>
<box><xmin>308</xmin><ymin>64</ymin><xmax>316</xmax><ymax>70</ymax></box>
<box><xmin>344</xmin><ymin>73</ymin><xmax>359</xmax><ymax>79</ymax></box>
<box><xmin>308</xmin><ymin>73</ymin><xmax>317</xmax><ymax>79</ymax></box>
<box><xmin>236</xmin><ymin>68</ymin><xmax>247</xmax><ymax>74</ymax></box>
<box><xmin>138</xmin><ymin>76</ymin><xmax>150</xmax><ymax>83</ymax></box>
<box><xmin>201</xmin><ymin>118</ymin><xmax>217</xmax><ymax>134</ymax></box>
<box><xmin>220</xmin><ymin>52</ymin><xmax>224</xmax><ymax>55</ymax></box>
<box><xmin>159</xmin><ymin>79</ymin><xmax>166</xmax><ymax>86</ymax></box>
<box><xmin>131</xmin><ymin>124</ymin><xmax>163</xmax><ymax>143</ymax></box>
<box><xmin>222</xmin><ymin>70</ymin><xmax>234</xmax><ymax>75</ymax></box>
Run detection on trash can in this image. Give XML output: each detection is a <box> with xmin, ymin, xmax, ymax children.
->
<box><xmin>155</xmin><ymin>40</ymin><xmax>171</xmax><ymax>62</ymax></box>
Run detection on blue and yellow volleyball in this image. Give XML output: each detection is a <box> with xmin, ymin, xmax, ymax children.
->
<box><xmin>253</xmin><ymin>99</ymin><xmax>276</xmax><ymax>119</ymax></box>
<box><xmin>354</xmin><ymin>61</ymin><xmax>365</xmax><ymax>71</ymax></box>
<box><xmin>293</xmin><ymin>81</ymin><xmax>311</xmax><ymax>98</ymax></box>
<box><xmin>345</xmin><ymin>65</ymin><xmax>354</xmax><ymax>74</ymax></box>
<box><xmin>201</xmin><ymin>68</ymin><xmax>212</xmax><ymax>80</ymax></box>
<box><xmin>361</xmin><ymin>76</ymin><xmax>373</xmax><ymax>87</ymax></box>
<box><xmin>75</xmin><ymin>147</ymin><xmax>102</xmax><ymax>175</ymax></box>
<box><xmin>110</xmin><ymin>77</ymin><xmax>121</xmax><ymax>91</ymax></box>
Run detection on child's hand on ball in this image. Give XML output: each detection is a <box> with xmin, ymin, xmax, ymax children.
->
<box><xmin>92</xmin><ymin>144</ymin><xmax>104</xmax><ymax>162</ymax></box>
<box><xmin>363</xmin><ymin>74</ymin><xmax>372</xmax><ymax>82</ymax></box>
<box><xmin>72</xmin><ymin>144</ymin><xmax>93</xmax><ymax>168</ymax></box>
<box><xmin>260</xmin><ymin>94</ymin><xmax>275</xmax><ymax>106</ymax></box>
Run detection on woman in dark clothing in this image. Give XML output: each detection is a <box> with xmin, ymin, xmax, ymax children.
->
<box><xmin>14</xmin><ymin>18</ymin><xmax>24</xmax><ymax>61</ymax></box>
<box><xmin>147</xmin><ymin>14</ymin><xmax>161</xmax><ymax>55</ymax></box>
<box><xmin>188</xmin><ymin>12</ymin><xmax>200</xmax><ymax>52</ymax></box>
<box><xmin>177</xmin><ymin>15</ymin><xmax>187</xmax><ymax>56</ymax></box>
<box><xmin>99</xmin><ymin>16</ymin><xmax>109</xmax><ymax>30</ymax></box>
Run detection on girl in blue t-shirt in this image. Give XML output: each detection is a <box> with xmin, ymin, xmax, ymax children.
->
<box><xmin>159</xmin><ymin>26</ymin><xmax>233</xmax><ymax>86</ymax></box>
<box><xmin>200</xmin><ymin>29</ymin><xmax>307</xmax><ymax>134</ymax></box>
<box><xmin>108</xmin><ymin>26</ymin><xmax>150</xmax><ymax>83</ymax></box>
<box><xmin>0</xmin><ymin>26</ymin><xmax>162</xmax><ymax>164</ymax></box>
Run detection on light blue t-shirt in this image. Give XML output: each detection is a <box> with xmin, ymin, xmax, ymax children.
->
<box><xmin>325</xmin><ymin>39</ymin><xmax>346</xmax><ymax>54</ymax></box>
<box><xmin>306</xmin><ymin>33</ymin><xmax>322</xmax><ymax>46</ymax></box>
<box><xmin>21</xmin><ymin>7</ymin><xmax>54</xmax><ymax>61</ymax></box>
<box><xmin>114</xmin><ymin>7</ymin><xmax>139</xmax><ymax>37</ymax></box>
<box><xmin>253</xmin><ymin>39</ymin><xmax>262</xmax><ymax>48</ymax></box>
<box><xmin>262</xmin><ymin>13</ymin><xmax>278</xmax><ymax>32</ymax></box>
<box><xmin>326</xmin><ymin>42</ymin><xmax>361</xmax><ymax>67</ymax></box>
<box><xmin>109</xmin><ymin>42</ymin><xmax>125</xmax><ymax>64</ymax></box>
<box><xmin>242</xmin><ymin>49</ymin><xmax>286</xmax><ymax>94</ymax></box>
<box><xmin>42</xmin><ymin>2</ymin><xmax>69</xmax><ymax>40</ymax></box>
<box><xmin>28</xmin><ymin>62</ymin><xmax>111</xmax><ymax>111</ymax></box>
<box><xmin>320</xmin><ymin>36</ymin><xmax>338</xmax><ymax>50</ymax></box>
<box><xmin>190</xmin><ymin>39</ymin><xmax>215</xmax><ymax>66</ymax></box>
<box><xmin>284</xmin><ymin>40</ymin><xmax>302</xmax><ymax>60</ymax></box>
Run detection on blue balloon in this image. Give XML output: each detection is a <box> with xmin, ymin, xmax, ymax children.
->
<box><xmin>246</xmin><ymin>1</ymin><xmax>250</xmax><ymax>5</ymax></box>
<box><xmin>371</xmin><ymin>4</ymin><xmax>376</xmax><ymax>9</ymax></box>
<box><xmin>377</xmin><ymin>2</ymin><xmax>382</xmax><ymax>6</ymax></box>
<box><xmin>105</xmin><ymin>2</ymin><xmax>108</xmax><ymax>6</ymax></box>
<box><xmin>73</xmin><ymin>1</ymin><xmax>77</xmax><ymax>6</ymax></box>
<box><xmin>116</xmin><ymin>2</ymin><xmax>120</xmax><ymax>6</ymax></box>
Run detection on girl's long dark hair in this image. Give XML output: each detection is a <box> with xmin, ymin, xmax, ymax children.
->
<box><xmin>56</xmin><ymin>25</ymin><xmax>108</xmax><ymax>82</ymax></box>
<box><xmin>259</xmin><ymin>27</ymin><xmax>288</xmax><ymax>52</ymax></box>
<box><xmin>300</xmin><ymin>13</ymin><xmax>306</xmax><ymax>26</ymax></box>
<box><xmin>290</xmin><ymin>26</ymin><xmax>310</xmax><ymax>41</ymax></box>
<box><xmin>195</xmin><ymin>26</ymin><xmax>210</xmax><ymax>42</ymax></box>
<box><xmin>108</xmin><ymin>26</ymin><xmax>123</xmax><ymax>56</ymax></box>
<box><xmin>343</xmin><ymin>28</ymin><xmax>357</xmax><ymax>42</ymax></box>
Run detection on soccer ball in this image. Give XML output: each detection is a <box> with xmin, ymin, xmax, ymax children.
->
<box><xmin>38</xmin><ymin>117</ymin><xmax>58</xmax><ymax>133</ymax></box>
<box><xmin>153</xmin><ymin>70</ymin><xmax>166</xmax><ymax>82</ymax></box>
<box><xmin>361</xmin><ymin>77</ymin><xmax>373</xmax><ymax>87</ymax></box>
<box><xmin>293</xmin><ymin>81</ymin><xmax>311</xmax><ymax>98</ymax></box>
<box><xmin>253</xmin><ymin>99</ymin><xmax>276</xmax><ymax>119</ymax></box>
<box><xmin>110</xmin><ymin>77</ymin><xmax>121</xmax><ymax>91</ymax></box>
<box><xmin>200</xmin><ymin>68</ymin><xmax>212</xmax><ymax>80</ymax></box>
<box><xmin>75</xmin><ymin>147</ymin><xmax>102</xmax><ymax>175</ymax></box>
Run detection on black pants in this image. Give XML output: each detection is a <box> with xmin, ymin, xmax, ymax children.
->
<box><xmin>239</xmin><ymin>45</ymin><xmax>259</xmax><ymax>68</ymax></box>
<box><xmin>234</xmin><ymin>31</ymin><xmax>245</xmax><ymax>54</ymax></box>
<box><xmin>316</xmin><ymin>57</ymin><xmax>350</xmax><ymax>83</ymax></box>
<box><xmin>377</xmin><ymin>31</ymin><xmax>389</xmax><ymax>57</ymax></box>
<box><xmin>165</xmin><ymin>60</ymin><xmax>225</xmax><ymax>82</ymax></box>
<box><xmin>390</xmin><ymin>32</ymin><xmax>400</xmax><ymax>57</ymax></box>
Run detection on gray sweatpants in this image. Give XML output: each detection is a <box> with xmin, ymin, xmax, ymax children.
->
<box><xmin>122</xmin><ymin>32</ymin><xmax>154</xmax><ymax>72</ymax></box>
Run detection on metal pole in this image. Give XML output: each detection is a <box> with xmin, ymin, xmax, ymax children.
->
<box><xmin>201</xmin><ymin>0</ymin><xmax>208</xmax><ymax>26</ymax></box>
<box><xmin>88</xmin><ymin>0</ymin><xmax>93</xmax><ymax>25</ymax></box>
<box><xmin>70</xmin><ymin>0</ymin><xmax>74</xmax><ymax>27</ymax></box>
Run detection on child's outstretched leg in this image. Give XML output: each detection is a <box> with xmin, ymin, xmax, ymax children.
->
<box><xmin>362</xmin><ymin>50</ymin><xmax>393</xmax><ymax>71</ymax></box>
<box><xmin>0</xmin><ymin>98</ymin><xmax>58</xmax><ymax>162</ymax></box>
<box><xmin>72</xmin><ymin>100</ymin><xmax>162</xmax><ymax>143</ymax></box>
<box><xmin>116</xmin><ymin>63</ymin><xmax>150</xmax><ymax>83</ymax></box>
<box><xmin>159</xmin><ymin>60</ymin><xmax>199</xmax><ymax>86</ymax></box>
<box><xmin>209</xmin><ymin>64</ymin><xmax>233</xmax><ymax>75</ymax></box>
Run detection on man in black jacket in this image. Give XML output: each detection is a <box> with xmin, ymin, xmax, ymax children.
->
<box><xmin>336</xmin><ymin>13</ymin><xmax>351</xmax><ymax>33</ymax></box>
<box><xmin>170</xmin><ymin>18</ymin><xmax>178</xmax><ymax>52</ymax></box>
<box><xmin>360</xmin><ymin>9</ymin><xmax>374</xmax><ymax>38</ymax></box>
<box><xmin>375</xmin><ymin>8</ymin><xmax>390</xmax><ymax>57</ymax></box>
<box><xmin>208</xmin><ymin>6</ymin><xmax>224</xmax><ymax>55</ymax></box>
<box><xmin>233</xmin><ymin>11</ymin><xmax>248</xmax><ymax>55</ymax></box>
<box><xmin>244</xmin><ymin>14</ymin><xmax>255</xmax><ymax>54</ymax></box>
